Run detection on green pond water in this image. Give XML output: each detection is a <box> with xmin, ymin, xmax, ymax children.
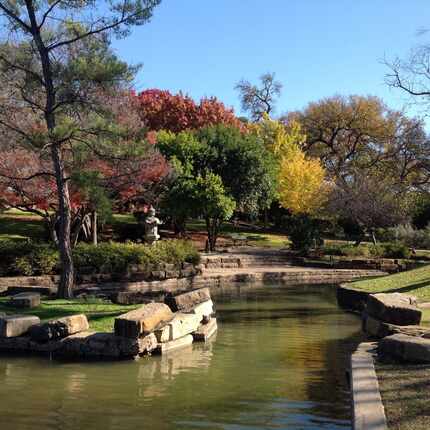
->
<box><xmin>0</xmin><ymin>283</ymin><xmax>363</xmax><ymax>430</ymax></box>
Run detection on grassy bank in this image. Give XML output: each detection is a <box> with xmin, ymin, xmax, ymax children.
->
<box><xmin>347</xmin><ymin>265</ymin><xmax>430</xmax><ymax>325</ymax></box>
<box><xmin>348</xmin><ymin>265</ymin><xmax>430</xmax><ymax>301</ymax></box>
<box><xmin>0</xmin><ymin>298</ymin><xmax>138</xmax><ymax>332</ymax></box>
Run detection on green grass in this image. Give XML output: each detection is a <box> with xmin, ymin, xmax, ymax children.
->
<box><xmin>187</xmin><ymin>219</ymin><xmax>289</xmax><ymax>248</ymax></box>
<box><xmin>348</xmin><ymin>264</ymin><xmax>430</xmax><ymax>325</ymax></box>
<box><xmin>0</xmin><ymin>297</ymin><xmax>139</xmax><ymax>332</ymax></box>
<box><xmin>348</xmin><ymin>265</ymin><xmax>430</xmax><ymax>301</ymax></box>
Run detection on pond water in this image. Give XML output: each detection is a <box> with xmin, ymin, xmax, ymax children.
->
<box><xmin>0</xmin><ymin>284</ymin><xmax>363</xmax><ymax>430</ymax></box>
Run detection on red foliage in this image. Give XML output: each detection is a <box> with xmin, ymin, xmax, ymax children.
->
<box><xmin>134</xmin><ymin>89</ymin><xmax>243</xmax><ymax>132</ymax></box>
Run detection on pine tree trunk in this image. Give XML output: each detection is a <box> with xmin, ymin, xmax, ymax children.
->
<box><xmin>51</xmin><ymin>144</ymin><xmax>74</xmax><ymax>299</ymax></box>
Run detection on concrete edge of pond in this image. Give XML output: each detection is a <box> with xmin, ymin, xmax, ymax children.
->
<box><xmin>350</xmin><ymin>342</ymin><xmax>387</xmax><ymax>430</ymax></box>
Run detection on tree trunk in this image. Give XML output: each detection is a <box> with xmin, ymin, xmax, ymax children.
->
<box><xmin>51</xmin><ymin>144</ymin><xmax>74</xmax><ymax>299</ymax></box>
<box><xmin>205</xmin><ymin>217</ymin><xmax>219</xmax><ymax>252</ymax></box>
<box><xmin>92</xmin><ymin>211</ymin><xmax>98</xmax><ymax>246</ymax></box>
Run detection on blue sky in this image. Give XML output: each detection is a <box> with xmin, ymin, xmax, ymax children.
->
<box><xmin>113</xmin><ymin>0</ymin><xmax>430</xmax><ymax>119</ymax></box>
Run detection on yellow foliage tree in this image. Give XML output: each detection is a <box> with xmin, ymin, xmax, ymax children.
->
<box><xmin>278</xmin><ymin>144</ymin><xmax>329</xmax><ymax>214</ymax></box>
<box><xmin>255</xmin><ymin>114</ymin><xmax>329</xmax><ymax>214</ymax></box>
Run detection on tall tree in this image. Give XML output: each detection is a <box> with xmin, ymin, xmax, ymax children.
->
<box><xmin>0</xmin><ymin>0</ymin><xmax>161</xmax><ymax>298</ymax></box>
<box><xmin>157</xmin><ymin>125</ymin><xmax>276</xmax><ymax>249</ymax></box>
<box><xmin>135</xmin><ymin>89</ymin><xmax>242</xmax><ymax>132</ymax></box>
<box><xmin>385</xmin><ymin>44</ymin><xmax>430</xmax><ymax>111</ymax></box>
<box><xmin>235</xmin><ymin>72</ymin><xmax>282</xmax><ymax>121</ymax></box>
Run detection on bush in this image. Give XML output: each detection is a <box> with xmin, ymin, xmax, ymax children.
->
<box><xmin>379</xmin><ymin>242</ymin><xmax>412</xmax><ymax>259</ymax></box>
<box><xmin>73</xmin><ymin>240</ymin><xmax>200</xmax><ymax>274</ymax></box>
<box><xmin>321</xmin><ymin>242</ymin><xmax>411</xmax><ymax>259</ymax></box>
<box><xmin>376</xmin><ymin>224</ymin><xmax>430</xmax><ymax>249</ymax></box>
<box><xmin>322</xmin><ymin>244</ymin><xmax>372</xmax><ymax>257</ymax></box>
<box><xmin>286</xmin><ymin>215</ymin><xmax>323</xmax><ymax>253</ymax></box>
<box><xmin>0</xmin><ymin>240</ymin><xmax>59</xmax><ymax>276</ymax></box>
<box><xmin>0</xmin><ymin>239</ymin><xmax>199</xmax><ymax>276</ymax></box>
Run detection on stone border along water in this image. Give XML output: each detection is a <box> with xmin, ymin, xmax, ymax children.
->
<box><xmin>0</xmin><ymin>288</ymin><xmax>217</xmax><ymax>361</ymax></box>
<box><xmin>350</xmin><ymin>342</ymin><xmax>387</xmax><ymax>430</ymax></box>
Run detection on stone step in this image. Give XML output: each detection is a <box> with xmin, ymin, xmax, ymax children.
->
<box><xmin>154</xmin><ymin>334</ymin><xmax>194</xmax><ymax>354</ymax></box>
<box><xmin>114</xmin><ymin>303</ymin><xmax>174</xmax><ymax>338</ymax></box>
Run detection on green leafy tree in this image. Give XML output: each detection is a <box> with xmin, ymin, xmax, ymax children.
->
<box><xmin>0</xmin><ymin>0</ymin><xmax>160</xmax><ymax>298</ymax></box>
<box><xmin>157</xmin><ymin>125</ymin><xmax>276</xmax><ymax>249</ymax></box>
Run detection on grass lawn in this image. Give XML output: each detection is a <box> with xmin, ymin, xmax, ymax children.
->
<box><xmin>0</xmin><ymin>297</ymin><xmax>139</xmax><ymax>332</ymax></box>
<box><xmin>187</xmin><ymin>219</ymin><xmax>290</xmax><ymax>248</ymax></box>
<box><xmin>347</xmin><ymin>265</ymin><xmax>430</xmax><ymax>325</ymax></box>
<box><xmin>376</xmin><ymin>362</ymin><xmax>430</xmax><ymax>430</ymax></box>
<box><xmin>0</xmin><ymin>210</ymin><xmax>45</xmax><ymax>241</ymax></box>
<box><xmin>348</xmin><ymin>265</ymin><xmax>430</xmax><ymax>302</ymax></box>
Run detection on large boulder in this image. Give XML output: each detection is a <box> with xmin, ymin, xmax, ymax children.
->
<box><xmin>57</xmin><ymin>331</ymin><xmax>158</xmax><ymax>359</ymax></box>
<box><xmin>193</xmin><ymin>318</ymin><xmax>218</xmax><ymax>342</ymax></box>
<box><xmin>363</xmin><ymin>314</ymin><xmax>430</xmax><ymax>339</ymax></box>
<box><xmin>154</xmin><ymin>334</ymin><xmax>193</xmax><ymax>354</ymax></box>
<box><xmin>367</xmin><ymin>293</ymin><xmax>421</xmax><ymax>326</ymax></box>
<box><xmin>154</xmin><ymin>313</ymin><xmax>201</xmax><ymax>342</ymax></box>
<box><xmin>0</xmin><ymin>315</ymin><xmax>40</xmax><ymax>338</ymax></box>
<box><xmin>9</xmin><ymin>292</ymin><xmax>41</xmax><ymax>309</ymax></box>
<box><xmin>379</xmin><ymin>333</ymin><xmax>430</xmax><ymax>363</ymax></box>
<box><xmin>114</xmin><ymin>303</ymin><xmax>173</xmax><ymax>338</ymax></box>
<box><xmin>165</xmin><ymin>288</ymin><xmax>211</xmax><ymax>312</ymax></box>
<box><xmin>28</xmin><ymin>314</ymin><xmax>89</xmax><ymax>342</ymax></box>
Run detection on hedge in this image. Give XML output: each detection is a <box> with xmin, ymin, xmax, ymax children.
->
<box><xmin>0</xmin><ymin>240</ymin><xmax>200</xmax><ymax>277</ymax></box>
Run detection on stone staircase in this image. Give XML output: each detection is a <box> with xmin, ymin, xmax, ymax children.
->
<box><xmin>200</xmin><ymin>248</ymin><xmax>293</xmax><ymax>270</ymax></box>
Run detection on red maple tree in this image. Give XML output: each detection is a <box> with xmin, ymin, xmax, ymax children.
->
<box><xmin>134</xmin><ymin>89</ymin><xmax>243</xmax><ymax>132</ymax></box>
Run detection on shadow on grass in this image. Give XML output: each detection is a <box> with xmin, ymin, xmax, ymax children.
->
<box><xmin>0</xmin><ymin>217</ymin><xmax>45</xmax><ymax>241</ymax></box>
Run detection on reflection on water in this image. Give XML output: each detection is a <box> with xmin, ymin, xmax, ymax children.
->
<box><xmin>0</xmin><ymin>284</ymin><xmax>362</xmax><ymax>430</ymax></box>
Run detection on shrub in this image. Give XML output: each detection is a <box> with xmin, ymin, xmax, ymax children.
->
<box><xmin>73</xmin><ymin>240</ymin><xmax>200</xmax><ymax>274</ymax></box>
<box><xmin>0</xmin><ymin>239</ymin><xmax>199</xmax><ymax>276</ymax></box>
<box><xmin>379</xmin><ymin>242</ymin><xmax>411</xmax><ymax>259</ymax></box>
<box><xmin>322</xmin><ymin>244</ymin><xmax>372</xmax><ymax>257</ymax></box>
<box><xmin>321</xmin><ymin>242</ymin><xmax>411</xmax><ymax>259</ymax></box>
<box><xmin>287</xmin><ymin>215</ymin><xmax>323</xmax><ymax>253</ymax></box>
<box><xmin>0</xmin><ymin>240</ymin><xmax>59</xmax><ymax>276</ymax></box>
<box><xmin>376</xmin><ymin>224</ymin><xmax>430</xmax><ymax>249</ymax></box>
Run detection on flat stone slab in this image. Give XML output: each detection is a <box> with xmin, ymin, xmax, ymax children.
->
<box><xmin>367</xmin><ymin>293</ymin><xmax>421</xmax><ymax>326</ymax></box>
<box><xmin>114</xmin><ymin>303</ymin><xmax>173</xmax><ymax>338</ymax></box>
<box><xmin>112</xmin><ymin>291</ymin><xmax>165</xmax><ymax>305</ymax></box>
<box><xmin>186</xmin><ymin>299</ymin><xmax>214</xmax><ymax>321</ymax></box>
<box><xmin>193</xmin><ymin>318</ymin><xmax>218</xmax><ymax>342</ymax></box>
<box><xmin>154</xmin><ymin>334</ymin><xmax>193</xmax><ymax>354</ymax></box>
<box><xmin>0</xmin><ymin>315</ymin><xmax>40</xmax><ymax>338</ymax></box>
<box><xmin>10</xmin><ymin>292</ymin><xmax>41</xmax><ymax>309</ymax></box>
<box><xmin>29</xmin><ymin>314</ymin><xmax>89</xmax><ymax>342</ymax></box>
<box><xmin>57</xmin><ymin>331</ymin><xmax>158</xmax><ymax>359</ymax></box>
<box><xmin>350</xmin><ymin>343</ymin><xmax>387</xmax><ymax>430</ymax></box>
<box><xmin>363</xmin><ymin>315</ymin><xmax>430</xmax><ymax>339</ymax></box>
<box><xmin>379</xmin><ymin>333</ymin><xmax>430</xmax><ymax>363</ymax></box>
<box><xmin>154</xmin><ymin>313</ymin><xmax>201</xmax><ymax>342</ymax></box>
<box><xmin>165</xmin><ymin>288</ymin><xmax>211</xmax><ymax>312</ymax></box>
